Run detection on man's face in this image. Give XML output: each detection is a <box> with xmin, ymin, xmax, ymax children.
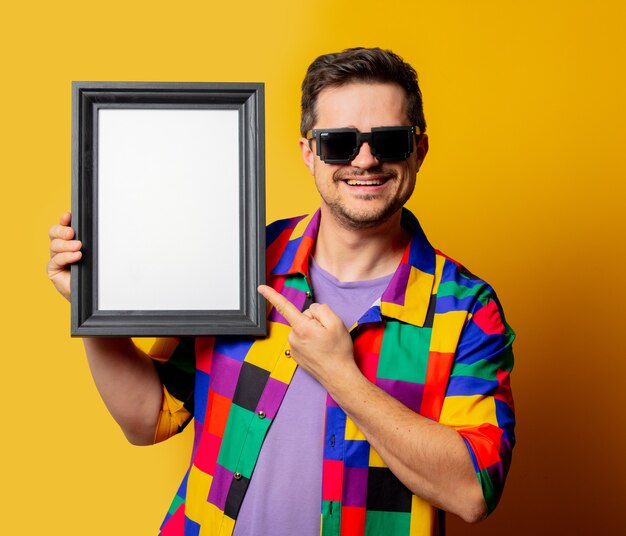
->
<box><xmin>300</xmin><ymin>82</ymin><xmax>428</xmax><ymax>230</ymax></box>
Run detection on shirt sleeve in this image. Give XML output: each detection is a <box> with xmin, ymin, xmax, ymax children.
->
<box><xmin>438</xmin><ymin>287</ymin><xmax>516</xmax><ymax>515</ymax></box>
<box><xmin>148</xmin><ymin>337</ymin><xmax>196</xmax><ymax>444</ymax></box>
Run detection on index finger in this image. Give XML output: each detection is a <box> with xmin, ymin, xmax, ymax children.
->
<box><xmin>48</xmin><ymin>212</ymin><xmax>74</xmax><ymax>240</ymax></box>
<box><xmin>257</xmin><ymin>285</ymin><xmax>305</xmax><ymax>326</ymax></box>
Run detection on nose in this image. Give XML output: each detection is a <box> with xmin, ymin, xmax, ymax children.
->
<box><xmin>350</xmin><ymin>141</ymin><xmax>379</xmax><ymax>169</ymax></box>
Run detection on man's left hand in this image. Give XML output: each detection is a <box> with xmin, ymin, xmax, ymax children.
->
<box><xmin>257</xmin><ymin>284</ymin><xmax>358</xmax><ymax>387</ymax></box>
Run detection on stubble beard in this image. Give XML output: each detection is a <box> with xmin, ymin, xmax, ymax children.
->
<box><xmin>323</xmin><ymin>167</ymin><xmax>413</xmax><ymax>231</ymax></box>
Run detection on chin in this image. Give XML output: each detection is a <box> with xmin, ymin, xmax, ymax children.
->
<box><xmin>332</xmin><ymin>205</ymin><xmax>401</xmax><ymax>230</ymax></box>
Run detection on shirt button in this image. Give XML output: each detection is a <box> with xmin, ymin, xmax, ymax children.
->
<box><xmin>305</xmin><ymin>291</ymin><xmax>312</xmax><ymax>298</ymax></box>
<box><xmin>284</xmin><ymin>349</ymin><xmax>291</xmax><ymax>357</ymax></box>
<box><xmin>233</xmin><ymin>472</ymin><xmax>242</xmax><ymax>480</ymax></box>
<box><xmin>257</xmin><ymin>410</ymin><xmax>266</xmax><ymax>419</ymax></box>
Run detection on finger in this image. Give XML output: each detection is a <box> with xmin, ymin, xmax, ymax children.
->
<box><xmin>257</xmin><ymin>284</ymin><xmax>305</xmax><ymax>326</ymax></box>
<box><xmin>59</xmin><ymin>211</ymin><xmax>72</xmax><ymax>226</ymax></box>
<box><xmin>47</xmin><ymin>250</ymin><xmax>82</xmax><ymax>273</ymax></box>
<box><xmin>50</xmin><ymin>238</ymin><xmax>82</xmax><ymax>255</ymax></box>
<box><xmin>307</xmin><ymin>302</ymin><xmax>342</xmax><ymax>328</ymax></box>
<box><xmin>48</xmin><ymin>223</ymin><xmax>75</xmax><ymax>241</ymax></box>
<box><xmin>51</xmin><ymin>212</ymin><xmax>73</xmax><ymax>238</ymax></box>
<box><xmin>303</xmin><ymin>309</ymin><xmax>313</xmax><ymax>319</ymax></box>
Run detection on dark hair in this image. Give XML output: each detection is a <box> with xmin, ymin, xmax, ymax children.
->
<box><xmin>300</xmin><ymin>47</ymin><xmax>426</xmax><ymax>136</ymax></box>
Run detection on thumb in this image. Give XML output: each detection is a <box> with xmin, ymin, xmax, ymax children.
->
<box><xmin>307</xmin><ymin>303</ymin><xmax>341</xmax><ymax>328</ymax></box>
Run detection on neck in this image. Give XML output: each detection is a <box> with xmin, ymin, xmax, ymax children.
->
<box><xmin>313</xmin><ymin>207</ymin><xmax>409</xmax><ymax>282</ymax></box>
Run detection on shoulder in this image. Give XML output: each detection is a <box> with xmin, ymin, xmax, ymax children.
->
<box><xmin>434</xmin><ymin>249</ymin><xmax>514</xmax><ymax>342</ymax></box>
<box><xmin>435</xmin><ymin>250</ymin><xmax>499</xmax><ymax>305</ymax></box>
<box><xmin>266</xmin><ymin>214</ymin><xmax>309</xmax><ymax>247</ymax></box>
<box><xmin>265</xmin><ymin>214</ymin><xmax>310</xmax><ymax>273</ymax></box>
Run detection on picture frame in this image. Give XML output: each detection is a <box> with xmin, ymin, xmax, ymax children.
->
<box><xmin>71</xmin><ymin>81</ymin><xmax>266</xmax><ymax>337</ymax></box>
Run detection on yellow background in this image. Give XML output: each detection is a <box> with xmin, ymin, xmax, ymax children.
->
<box><xmin>2</xmin><ymin>1</ymin><xmax>625</xmax><ymax>534</ymax></box>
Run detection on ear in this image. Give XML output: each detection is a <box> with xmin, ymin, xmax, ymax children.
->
<box><xmin>299</xmin><ymin>137</ymin><xmax>315</xmax><ymax>175</ymax></box>
<box><xmin>415</xmin><ymin>134</ymin><xmax>429</xmax><ymax>171</ymax></box>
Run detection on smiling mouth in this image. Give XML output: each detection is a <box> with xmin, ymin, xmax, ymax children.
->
<box><xmin>345</xmin><ymin>178</ymin><xmax>386</xmax><ymax>186</ymax></box>
<box><xmin>336</xmin><ymin>167</ymin><xmax>397</xmax><ymax>186</ymax></box>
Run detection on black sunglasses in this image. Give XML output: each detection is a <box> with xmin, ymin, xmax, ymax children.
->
<box><xmin>306</xmin><ymin>126</ymin><xmax>421</xmax><ymax>164</ymax></box>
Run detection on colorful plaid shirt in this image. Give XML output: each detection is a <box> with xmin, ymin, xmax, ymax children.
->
<box><xmin>151</xmin><ymin>208</ymin><xmax>515</xmax><ymax>536</ymax></box>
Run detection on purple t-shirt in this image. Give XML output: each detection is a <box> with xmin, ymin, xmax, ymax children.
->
<box><xmin>233</xmin><ymin>258</ymin><xmax>393</xmax><ymax>535</ymax></box>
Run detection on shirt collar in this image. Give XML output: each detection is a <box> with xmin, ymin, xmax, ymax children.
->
<box><xmin>270</xmin><ymin>208</ymin><xmax>436</xmax><ymax>328</ymax></box>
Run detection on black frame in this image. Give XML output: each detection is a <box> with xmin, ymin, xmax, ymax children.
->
<box><xmin>71</xmin><ymin>81</ymin><xmax>266</xmax><ymax>336</ymax></box>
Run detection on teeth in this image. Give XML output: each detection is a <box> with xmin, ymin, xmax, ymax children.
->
<box><xmin>346</xmin><ymin>179</ymin><xmax>383</xmax><ymax>186</ymax></box>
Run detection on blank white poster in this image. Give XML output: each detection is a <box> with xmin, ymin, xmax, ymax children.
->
<box><xmin>97</xmin><ymin>108</ymin><xmax>241</xmax><ymax>310</ymax></box>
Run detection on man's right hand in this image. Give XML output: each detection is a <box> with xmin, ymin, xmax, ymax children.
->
<box><xmin>47</xmin><ymin>211</ymin><xmax>82</xmax><ymax>301</ymax></box>
<box><xmin>47</xmin><ymin>212</ymin><xmax>163</xmax><ymax>445</ymax></box>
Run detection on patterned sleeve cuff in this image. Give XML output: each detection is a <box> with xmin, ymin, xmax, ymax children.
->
<box><xmin>153</xmin><ymin>386</ymin><xmax>193</xmax><ymax>444</ymax></box>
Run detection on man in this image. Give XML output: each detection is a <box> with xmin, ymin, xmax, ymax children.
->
<box><xmin>48</xmin><ymin>47</ymin><xmax>515</xmax><ymax>535</ymax></box>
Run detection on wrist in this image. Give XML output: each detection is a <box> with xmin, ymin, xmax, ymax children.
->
<box><xmin>322</xmin><ymin>356</ymin><xmax>365</xmax><ymax>403</ymax></box>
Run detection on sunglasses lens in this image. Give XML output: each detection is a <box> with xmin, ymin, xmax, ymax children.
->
<box><xmin>371</xmin><ymin>129</ymin><xmax>411</xmax><ymax>161</ymax></box>
<box><xmin>319</xmin><ymin>131</ymin><xmax>358</xmax><ymax>163</ymax></box>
